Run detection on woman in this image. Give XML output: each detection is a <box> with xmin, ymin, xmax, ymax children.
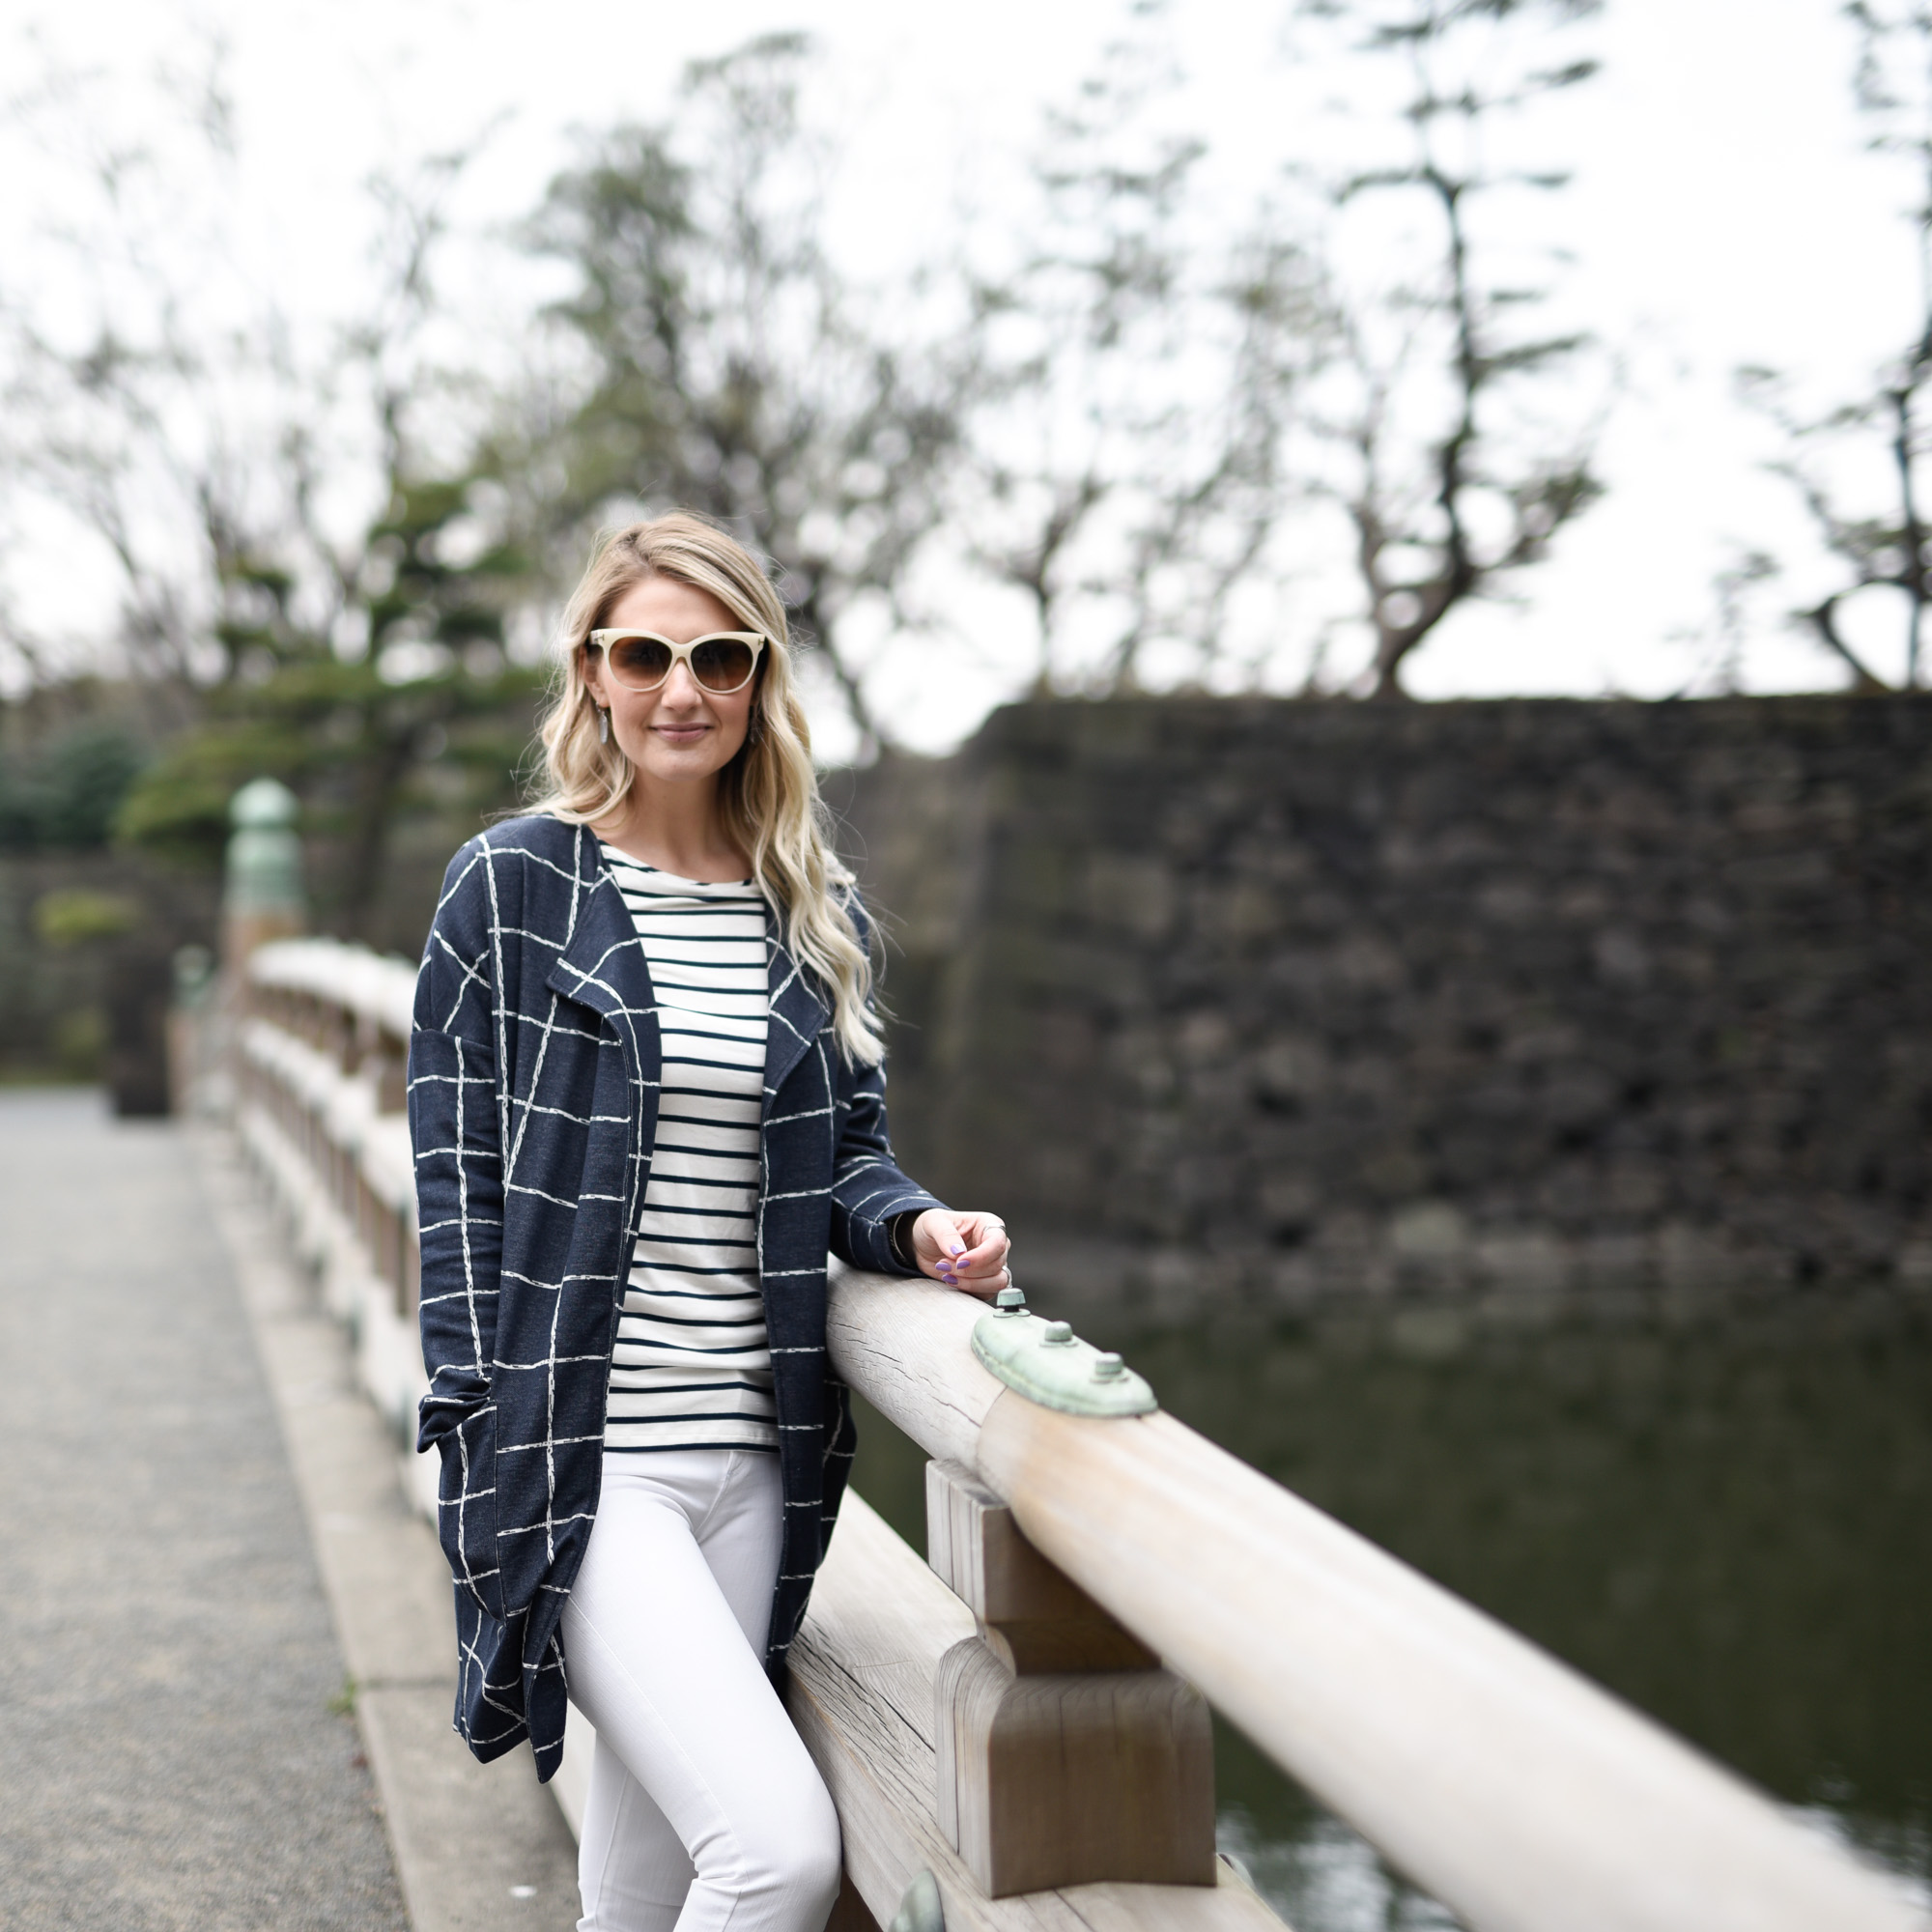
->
<box><xmin>407</xmin><ymin>512</ymin><xmax>1011</xmax><ymax>1932</ymax></box>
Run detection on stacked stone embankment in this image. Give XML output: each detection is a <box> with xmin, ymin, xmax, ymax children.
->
<box><xmin>833</xmin><ymin>695</ymin><xmax>1932</xmax><ymax>1323</ymax></box>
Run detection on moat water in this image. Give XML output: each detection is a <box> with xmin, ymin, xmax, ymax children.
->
<box><xmin>846</xmin><ymin>1297</ymin><xmax>1932</xmax><ymax>1931</ymax></box>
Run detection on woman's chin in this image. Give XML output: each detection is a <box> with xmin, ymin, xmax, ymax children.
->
<box><xmin>631</xmin><ymin>740</ymin><xmax>734</xmax><ymax>781</ymax></box>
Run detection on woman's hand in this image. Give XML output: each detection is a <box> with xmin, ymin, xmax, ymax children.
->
<box><xmin>909</xmin><ymin>1208</ymin><xmax>1010</xmax><ymax>1301</ymax></box>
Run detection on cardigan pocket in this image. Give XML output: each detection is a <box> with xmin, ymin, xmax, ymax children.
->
<box><xmin>436</xmin><ymin>1403</ymin><xmax>505</xmax><ymax>1622</ymax></box>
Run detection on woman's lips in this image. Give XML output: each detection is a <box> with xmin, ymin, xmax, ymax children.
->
<box><xmin>653</xmin><ymin>723</ymin><xmax>709</xmax><ymax>744</ymax></box>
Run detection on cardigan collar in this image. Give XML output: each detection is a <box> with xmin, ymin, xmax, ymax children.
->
<box><xmin>760</xmin><ymin>927</ymin><xmax>834</xmax><ymax>1109</ymax></box>
<box><xmin>542</xmin><ymin>820</ymin><xmax>831</xmax><ymax>1110</ymax></box>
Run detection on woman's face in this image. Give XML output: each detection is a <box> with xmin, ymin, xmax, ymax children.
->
<box><xmin>582</xmin><ymin>575</ymin><xmax>759</xmax><ymax>790</ymax></box>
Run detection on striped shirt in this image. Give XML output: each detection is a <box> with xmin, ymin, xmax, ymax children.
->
<box><xmin>599</xmin><ymin>844</ymin><xmax>776</xmax><ymax>1453</ymax></box>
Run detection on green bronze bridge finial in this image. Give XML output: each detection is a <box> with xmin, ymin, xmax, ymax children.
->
<box><xmin>225</xmin><ymin>778</ymin><xmax>304</xmax><ymax>917</ymax></box>
<box><xmin>223</xmin><ymin>778</ymin><xmax>305</xmax><ymax>969</ymax></box>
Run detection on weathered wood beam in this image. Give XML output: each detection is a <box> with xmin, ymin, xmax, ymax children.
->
<box><xmin>787</xmin><ymin>1494</ymin><xmax>1286</xmax><ymax>1932</ymax></box>
<box><xmin>925</xmin><ymin>1460</ymin><xmax>1213</xmax><ymax>1896</ymax></box>
<box><xmin>826</xmin><ymin>1264</ymin><xmax>1928</xmax><ymax>1932</ymax></box>
<box><xmin>826</xmin><ymin>1265</ymin><xmax>1005</xmax><ymax>1464</ymax></box>
<box><xmin>926</xmin><ymin>1459</ymin><xmax>1155</xmax><ymax>1675</ymax></box>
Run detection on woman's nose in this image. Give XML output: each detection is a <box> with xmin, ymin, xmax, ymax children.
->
<box><xmin>659</xmin><ymin>660</ymin><xmax>704</xmax><ymax>705</ymax></box>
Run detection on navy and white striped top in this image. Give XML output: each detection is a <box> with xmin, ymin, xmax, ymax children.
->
<box><xmin>599</xmin><ymin>843</ymin><xmax>776</xmax><ymax>1453</ymax></box>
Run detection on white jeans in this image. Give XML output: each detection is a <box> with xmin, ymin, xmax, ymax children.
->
<box><xmin>561</xmin><ymin>1450</ymin><xmax>842</xmax><ymax>1932</ymax></box>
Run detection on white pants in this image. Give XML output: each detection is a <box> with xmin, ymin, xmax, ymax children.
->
<box><xmin>562</xmin><ymin>1450</ymin><xmax>842</xmax><ymax>1932</ymax></box>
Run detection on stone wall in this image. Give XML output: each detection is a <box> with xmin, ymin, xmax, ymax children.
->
<box><xmin>0</xmin><ymin>853</ymin><xmax>216</xmax><ymax>1102</ymax></box>
<box><xmin>832</xmin><ymin>696</ymin><xmax>1932</xmax><ymax>1323</ymax></box>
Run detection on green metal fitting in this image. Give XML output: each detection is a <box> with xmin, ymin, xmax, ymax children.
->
<box><xmin>890</xmin><ymin>1870</ymin><xmax>944</xmax><ymax>1932</ymax></box>
<box><xmin>225</xmin><ymin>778</ymin><xmax>305</xmax><ymax>917</ymax></box>
<box><xmin>970</xmin><ymin>1308</ymin><xmax>1157</xmax><ymax>1418</ymax></box>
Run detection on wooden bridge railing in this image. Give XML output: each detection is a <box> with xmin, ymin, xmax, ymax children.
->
<box><xmin>232</xmin><ymin>937</ymin><xmax>1928</xmax><ymax>1932</ymax></box>
<box><xmin>238</xmin><ymin>940</ymin><xmax>426</xmax><ymax>1469</ymax></box>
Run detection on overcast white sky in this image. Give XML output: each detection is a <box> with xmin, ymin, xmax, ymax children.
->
<box><xmin>1</xmin><ymin>0</ymin><xmax>1920</xmax><ymax>750</ymax></box>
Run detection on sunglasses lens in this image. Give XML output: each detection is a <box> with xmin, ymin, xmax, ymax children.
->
<box><xmin>608</xmin><ymin>636</ymin><xmax>673</xmax><ymax>686</ymax></box>
<box><xmin>690</xmin><ymin>639</ymin><xmax>757</xmax><ymax>691</ymax></box>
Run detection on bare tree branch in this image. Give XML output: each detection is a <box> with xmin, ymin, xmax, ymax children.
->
<box><xmin>1293</xmin><ymin>0</ymin><xmax>1606</xmax><ymax>696</ymax></box>
<box><xmin>1738</xmin><ymin>3</ymin><xmax>1932</xmax><ymax>689</ymax></box>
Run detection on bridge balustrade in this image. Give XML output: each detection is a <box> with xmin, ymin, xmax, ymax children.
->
<box><xmin>231</xmin><ymin>937</ymin><xmax>1927</xmax><ymax>1932</ymax></box>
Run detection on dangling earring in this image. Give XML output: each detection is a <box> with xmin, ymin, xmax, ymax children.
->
<box><xmin>598</xmin><ymin>707</ymin><xmax>611</xmax><ymax>746</ymax></box>
<box><xmin>747</xmin><ymin>708</ymin><xmax>763</xmax><ymax>749</ymax></box>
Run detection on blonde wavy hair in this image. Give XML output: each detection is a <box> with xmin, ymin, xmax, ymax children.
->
<box><xmin>530</xmin><ymin>513</ymin><xmax>883</xmax><ymax>1065</ymax></box>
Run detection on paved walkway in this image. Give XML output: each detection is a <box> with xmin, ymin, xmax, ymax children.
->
<box><xmin>0</xmin><ymin>1089</ymin><xmax>582</xmax><ymax>1931</ymax></box>
<box><xmin>0</xmin><ymin>1088</ymin><xmax>410</xmax><ymax>1929</ymax></box>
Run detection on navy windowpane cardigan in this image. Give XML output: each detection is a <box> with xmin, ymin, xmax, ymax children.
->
<box><xmin>407</xmin><ymin>813</ymin><xmax>941</xmax><ymax>1779</ymax></box>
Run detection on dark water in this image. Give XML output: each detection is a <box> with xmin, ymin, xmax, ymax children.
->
<box><xmin>845</xmin><ymin>1301</ymin><xmax>1932</xmax><ymax>1930</ymax></box>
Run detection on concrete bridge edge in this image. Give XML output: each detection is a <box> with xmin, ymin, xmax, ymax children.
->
<box><xmin>191</xmin><ymin>1126</ymin><xmax>582</xmax><ymax>1932</ymax></box>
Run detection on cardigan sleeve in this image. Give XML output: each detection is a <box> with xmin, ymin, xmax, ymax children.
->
<box><xmin>826</xmin><ymin>897</ymin><xmax>944</xmax><ymax>1273</ymax></box>
<box><xmin>409</xmin><ymin>838</ymin><xmax>507</xmax><ymax>1453</ymax></box>
<box><xmin>828</xmin><ymin>1052</ymin><xmax>945</xmax><ymax>1274</ymax></box>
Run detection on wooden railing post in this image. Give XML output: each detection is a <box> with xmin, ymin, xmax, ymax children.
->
<box><xmin>925</xmin><ymin>1458</ymin><xmax>1216</xmax><ymax>1897</ymax></box>
<box><xmin>373</xmin><ymin>1025</ymin><xmax>409</xmax><ymax>1115</ymax></box>
<box><xmin>227</xmin><ymin>941</ymin><xmax>1929</xmax><ymax>1932</ymax></box>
